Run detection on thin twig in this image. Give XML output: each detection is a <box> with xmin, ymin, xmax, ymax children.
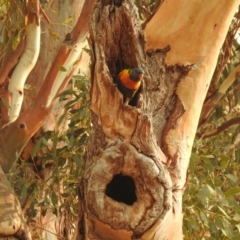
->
<box><xmin>199</xmin><ymin>64</ymin><xmax>240</xmax><ymax>127</ymax></box>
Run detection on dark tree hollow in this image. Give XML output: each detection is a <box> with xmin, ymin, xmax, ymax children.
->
<box><xmin>105</xmin><ymin>174</ymin><xmax>137</xmax><ymax>205</ymax></box>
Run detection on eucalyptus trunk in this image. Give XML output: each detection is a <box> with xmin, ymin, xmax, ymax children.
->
<box><xmin>78</xmin><ymin>1</ymin><xmax>239</xmax><ymax>239</ymax></box>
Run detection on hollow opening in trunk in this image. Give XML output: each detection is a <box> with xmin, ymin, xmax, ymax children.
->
<box><xmin>129</xmin><ymin>86</ymin><xmax>141</xmax><ymax>107</ymax></box>
<box><xmin>105</xmin><ymin>173</ymin><xmax>137</xmax><ymax>205</ymax></box>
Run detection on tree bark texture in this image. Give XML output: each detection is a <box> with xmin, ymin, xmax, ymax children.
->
<box><xmin>0</xmin><ymin>166</ymin><xmax>31</xmax><ymax>239</ymax></box>
<box><xmin>144</xmin><ymin>0</ymin><xmax>240</xmax><ymax>183</ymax></box>
<box><xmin>80</xmin><ymin>1</ymin><xmax>191</xmax><ymax>239</ymax></box>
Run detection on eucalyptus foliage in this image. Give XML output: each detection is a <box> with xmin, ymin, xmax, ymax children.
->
<box><xmin>7</xmin><ymin>72</ymin><xmax>90</xmax><ymax>235</ymax></box>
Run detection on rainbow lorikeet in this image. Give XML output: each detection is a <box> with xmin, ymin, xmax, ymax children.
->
<box><xmin>117</xmin><ymin>67</ymin><xmax>144</xmax><ymax>105</ymax></box>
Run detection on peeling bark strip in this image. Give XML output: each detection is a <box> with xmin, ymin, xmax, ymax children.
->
<box><xmin>83</xmin><ymin>1</ymin><xmax>189</xmax><ymax>239</ymax></box>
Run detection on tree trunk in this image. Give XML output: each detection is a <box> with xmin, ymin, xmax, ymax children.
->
<box><xmin>0</xmin><ymin>0</ymin><xmax>93</xmax><ymax>238</ymax></box>
<box><xmin>79</xmin><ymin>0</ymin><xmax>239</xmax><ymax>239</ymax></box>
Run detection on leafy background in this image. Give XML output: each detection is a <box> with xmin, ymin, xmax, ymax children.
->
<box><xmin>7</xmin><ymin>72</ymin><xmax>90</xmax><ymax>238</ymax></box>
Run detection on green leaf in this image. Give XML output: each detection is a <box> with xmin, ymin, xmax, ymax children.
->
<box><xmin>218</xmin><ymin>154</ymin><xmax>230</xmax><ymax>161</ymax></box>
<box><xmin>62</xmin><ymin>17</ymin><xmax>73</xmax><ymax>24</ymax></box>
<box><xmin>12</xmin><ymin>29</ymin><xmax>20</xmax><ymax>50</ymax></box>
<box><xmin>224</xmin><ymin>188</ymin><xmax>240</xmax><ymax>197</ymax></box>
<box><xmin>220</xmin><ymin>158</ymin><xmax>229</xmax><ymax>168</ymax></box>
<box><xmin>217</xmin><ymin>206</ymin><xmax>230</xmax><ymax>219</ymax></box>
<box><xmin>200</xmin><ymin>211</ymin><xmax>208</xmax><ymax>224</ymax></box>
<box><xmin>59</xmin><ymin>66</ymin><xmax>67</xmax><ymax>72</ymax></box>
<box><xmin>0</xmin><ymin>96</ymin><xmax>10</xmax><ymax>109</ymax></box>
<box><xmin>79</xmin><ymin>134</ymin><xmax>88</xmax><ymax>146</ymax></box>
<box><xmin>49</xmin><ymin>30</ymin><xmax>60</xmax><ymax>40</ymax></box>
<box><xmin>215</xmin><ymin>217</ymin><xmax>224</xmax><ymax>229</ymax></box>
<box><xmin>73</xmin><ymin>155</ymin><xmax>82</xmax><ymax>169</ymax></box>
<box><xmin>67</xmin><ymin>135</ymin><xmax>74</xmax><ymax>149</ymax></box>
<box><xmin>64</xmin><ymin>99</ymin><xmax>77</xmax><ymax>109</ymax></box>
<box><xmin>30</xmin><ymin>201</ymin><xmax>37</xmax><ymax>217</ymax></box>
<box><xmin>82</xmin><ymin>47</ymin><xmax>91</xmax><ymax>55</ymax></box>
<box><xmin>189</xmin><ymin>153</ymin><xmax>201</xmax><ymax>175</ymax></box>
<box><xmin>191</xmin><ymin>152</ymin><xmax>201</xmax><ymax>162</ymax></box>
<box><xmin>225</xmin><ymin>174</ymin><xmax>238</xmax><ymax>183</ymax></box>
<box><xmin>205</xmin><ymin>184</ymin><xmax>216</xmax><ymax>195</ymax></box>
<box><xmin>24</xmin><ymin>84</ymin><xmax>32</xmax><ymax>90</ymax></box>
<box><xmin>58</xmin><ymin>157</ymin><xmax>67</xmax><ymax>167</ymax></box>
<box><xmin>221</xmin><ymin>218</ymin><xmax>233</xmax><ymax>238</ymax></box>
<box><xmin>57</xmin><ymin>114</ymin><xmax>66</xmax><ymax>126</ymax></box>
<box><xmin>21</xmin><ymin>185</ymin><xmax>27</xmax><ymax>197</ymax></box>
<box><xmin>51</xmin><ymin>191</ymin><xmax>58</xmax><ymax>206</ymax></box>
<box><xmin>56</xmin><ymin>89</ymin><xmax>76</xmax><ymax>98</ymax></box>
<box><xmin>79</xmin><ymin>108</ymin><xmax>86</xmax><ymax>119</ymax></box>
<box><xmin>73</xmin><ymin>128</ymin><xmax>86</xmax><ymax>136</ymax></box>
<box><xmin>203</xmin><ymin>159</ymin><xmax>214</xmax><ymax>173</ymax></box>
<box><xmin>32</xmin><ymin>137</ymin><xmax>43</xmax><ymax>157</ymax></box>
<box><xmin>209</xmin><ymin>222</ymin><xmax>218</xmax><ymax>234</ymax></box>
<box><xmin>183</xmin><ymin>225</ymin><xmax>190</xmax><ymax>238</ymax></box>
<box><xmin>231</xmin><ymin>237</ymin><xmax>240</xmax><ymax>240</ymax></box>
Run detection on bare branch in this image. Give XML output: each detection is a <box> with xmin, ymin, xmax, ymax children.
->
<box><xmin>199</xmin><ymin>64</ymin><xmax>240</xmax><ymax>127</ymax></box>
<box><xmin>200</xmin><ymin>117</ymin><xmax>240</xmax><ymax>139</ymax></box>
<box><xmin>39</xmin><ymin>4</ymin><xmax>51</xmax><ymax>24</ymax></box>
<box><xmin>71</xmin><ymin>0</ymin><xmax>96</xmax><ymax>43</ymax></box>
<box><xmin>211</xmin><ymin>9</ymin><xmax>240</xmax><ymax>87</ymax></box>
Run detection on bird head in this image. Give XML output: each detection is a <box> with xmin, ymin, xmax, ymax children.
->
<box><xmin>129</xmin><ymin>67</ymin><xmax>144</xmax><ymax>82</ymax></box>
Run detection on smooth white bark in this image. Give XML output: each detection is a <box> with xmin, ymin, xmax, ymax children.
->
<box><xmin>46</xmin><ymin>36</ymin><xmax>87</xmax><ymax>108</ymax></box>
<box><xmin>145</xmin><ymin>0</ymin><xmax>240</xmax><ymax>187</ymax></box>
<box><xmin>8</xmin><ymin>20</ymin><xmax>40</xmax><ymax>123</ymax></box>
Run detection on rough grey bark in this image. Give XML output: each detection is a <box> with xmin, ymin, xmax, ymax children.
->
<box><xmin>79</xmin><ymin>1</ymin><xmax>190</xmax><ymax>239</ymax></box>
<box><xmin>0</xmin><ymin>166</ymin><xmax>31</xmax><ymax>239</ymax></box>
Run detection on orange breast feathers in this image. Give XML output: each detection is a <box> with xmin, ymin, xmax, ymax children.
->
<box><xmin>118</xmin><ymin>69</ymin><xmax>142</xmax><ymax>90</ymax></box>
